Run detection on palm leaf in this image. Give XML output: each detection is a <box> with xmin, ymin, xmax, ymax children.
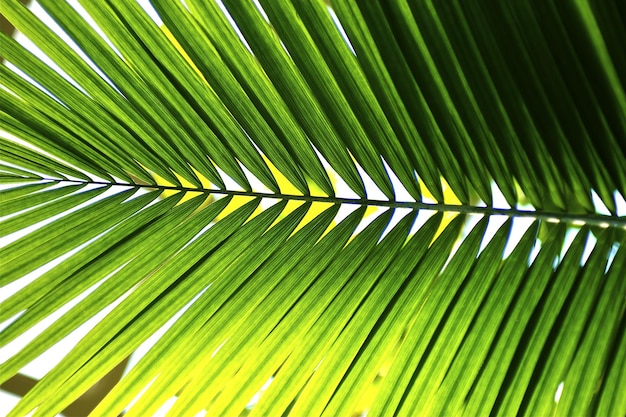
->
<box><xmin>1</xmin><ymin>1</ymin><xmax>624</xmax><ymax>416</ymax></box>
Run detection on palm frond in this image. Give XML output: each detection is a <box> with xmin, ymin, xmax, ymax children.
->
<box><xmin>0</xmin><ymin>1</ymin><xmax>624</xmax><ymax>416</ymax></box>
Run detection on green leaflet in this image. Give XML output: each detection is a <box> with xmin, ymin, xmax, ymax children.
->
<box><xmin>0</xmin><ymin>191</ymin><xmax>187</xmax><ymax>336</ymax></box>
<box><xmin>0</xmin><ymin>188</ymin><xmax>156</xmax><ymax>286</ymax></box>
<box><xmin>164</xmin><ymin>205</ymin><xmax>367</xmax><ymax>417</ymax></box>
<box><xmin>0</xmin><ymin>184</ymin><xmax>104</xmax><ymax>238</ymax></box>
<box><xmin>0</xmin><ymin>183</ymin><xmax>85</xmax><ymax>218</ymax></box>
<box><xmin>92</xmin><ymin>202</ymin><xmax>340</xmax><ymax>417</ymax></box>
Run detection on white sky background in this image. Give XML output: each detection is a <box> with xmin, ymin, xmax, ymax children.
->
<box><xmin>1</xmin><ymin>1</ymin><xmax>625</xmax><ymax>416</ymax></box>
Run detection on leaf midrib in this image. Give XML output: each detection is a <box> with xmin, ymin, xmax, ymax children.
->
<box><xmin>12</xmin><ymin>176</ymin><xmax>625</xmax><ymax>228</ymax></box>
